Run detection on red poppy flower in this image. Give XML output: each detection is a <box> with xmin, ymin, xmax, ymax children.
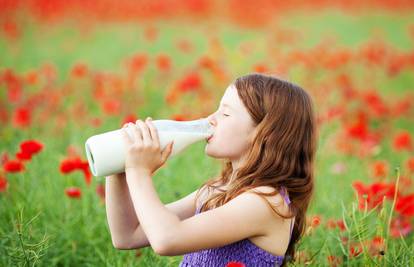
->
<box><xmin>392</xmin><ymin>98</ymin><xmax>412</xmax><ymax>117</ymax></box>
<box><xmin>390</xmin><ymin>217</ymin><xmax>412</xmax><ymax>238</ymax></box>
<box><xmin>102</xmin><ymin>99</ymin><xmax>121</xmax><ymax>115</ymax></box>
<box><xmin>311</xmin><ymin>215</ymin><xmax>321</xmax><ymax>228</ymax></box>
<box><xmin>16</xmin><ymin>151</ymin><xmax>32</xmax><ymax>161</ymax></box>
<box><xmin>362</xmin><ymin>90</ymin><xmax>388</xmax><ymax>117</ymax></box>
<box><xmin>198</xmin><ymin>56</ymin><xmax>214</xmax><ymax>69</ymax></box>
<box><xmin>20</xmin><ymin>140</ymin><xmax>44</xmax><ymax>155</ymax></box>
<box><xmin>129</xmin><ymin>53</ymin><xmax>148</xmax><ymax>73</ymax></box>
<box><xmin>346</xmin><ymin>117</ymin><xmax>368</xmax><ymax>141</ymax></box>
<box><xmin>80</xmin><ymin>165</ymin><xmax>92</xmax><ymax>185</ymax></box>
<box><xmin>226</xmin><ymin>262</ymin><xmax>246</xmax><ymax>267</ymax></box>
<box><xmin>71</xmin><ymin>63</ymin><xmax>89</xmax><ymax>78</ymax></box>
<box><xmin>370</xmin><ymin>236</ymin><xmax>384</xmax><ymax>250</ymax></box>
<box><xmin>349</xmin><ymin>244</ymin><xmax>362</xmax><ymax>258</ymax></box>
<box><xmin>359</xmin><ymin>41</ymin><xmax>386</xmax><ymax>65</ymax></box>
<box><xmin>121</xmin><ymin>114</ymin><xmax>138</xmax><ymax>126</ymax></box>
<box><xmin>352</xmin><ymin>181</ymin><xmax>396</xmax><ymax>210</ymax></box>
<box><xmin>6</xmin><ymin>76</ymin><xmax>22</xmax><ymax>103</ymax></box>
<box><xmin>3</xmin><ymin>159</ymin><xmax>24</xmax><ymax>173</ymax></box>
<box><xmin>395</xmin><ymin>194</ymin><xmax>414</xmax><ymax>217</ymax></box>
<box><xmin>156</xmin><ymin>54</ymin><xmax>171</xmax><ymax>72</ymax></box>
<box><xmin>253</xmin><ymin>63</ymin><xmax>268</xmax><ymax>73</ymax></box>
<box><xmin>0</xmin><ymin>176</ymin><xmax>8</xmax><ymax>192</ymax></box>
<box><xmin>2</xmin><ymin>20</ymin><xmax>20</xmax><ymax>40</ymax></box>
<box><xmin>12</xmin><ymin>106</ymin><xmax>31</xmax><ymax>128</ymax></box>
<box><xmin>25</xmin><ymin>70</ymin><xmax>38</xmax><ymax>85</ymax></box>
<box><xmin>326</xmin><ymin>219</ymin><xmax>346</xmax><ymax>232</ymax></box>
<box><xmin>393</xmin><ymin>131</ymin><xmax>412</xmax><ymax>151</ymax></box>
<box><xmin>407</xmin><ymin>157</ymin><xmax>414</xmax><ymax>173</ymax></box>
<box><xmin>370</xmin><ymin>160</ymin><xmax>388</xmax><ymax>178</ymax></box>
<box><xmin>171</xmin><ymin>114</ymin><xmax>188</xmax><ymax>121</ymax></box>
<box><xmin>326</xmin><ymin>219</ymin><xmax>336</xmax><ymax>229</ymax></box>
<box><xmin>177</xmin><ymin>73</ymin><xmax>202</xmax><ymax>93</ymax></box>
<box><xmin>387</xmin><ymin>54</ymin><xmax>406</xmax><ymax>77</ymax></box>
<box><xmin>60</xmin><ymin>157</ymin><xmax>92</xmax><ymax>185</ymax></box>
<box><xmin>90</xmin><ymin>117</ymin><xmax>102</xmax><ymax>127</ymax></box>
<box><xmin>336</xmin><ymin>73</ymin><xmax>358</xmax><ymax>100</ymax></box>
<box><xmin>65</xmin><ymin>187</ymin><xmax>81</xmax><ymax>198</ymax></box>
<box><xmin>60</xmin><ymin>158</ymin><xmax>78</xmax><ymax>173</ymax></box>
<box><xmin>327</xmin><ymin>255</ymin><xmax>342</xmax><ymax>267</ymax></box>
<box><xmin>337</xmin><ymin>219</ymin><xmax>346</xmax><ymax>231</ymax></box>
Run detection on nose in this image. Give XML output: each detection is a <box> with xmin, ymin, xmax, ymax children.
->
<box><xmin>207</xmin><ymin>113</ymin><xmax>216</xmax><ymax>127</ymax></box>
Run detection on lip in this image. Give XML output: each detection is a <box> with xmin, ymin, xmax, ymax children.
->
<box><xmin>206</xmin><ymin>135</ymin><xmax>213</xmax><ymax>143</ymax></box>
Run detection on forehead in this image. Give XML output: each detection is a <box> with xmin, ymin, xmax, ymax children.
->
<box><xmin>220</xmin><ymin>84</ymin><xmax>242</xmax><ymax>108</ymax></box>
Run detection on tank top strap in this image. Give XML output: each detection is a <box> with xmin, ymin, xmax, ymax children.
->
<box><xmin>280</xmin><ymin>186</ymin><xmax>294</xmax><ymax>243</ymax></box>
<box><xmin>279</xmin><ymin>186</ymin><xmax>291</xmax><ymax>205</ymax></box>
<box><xmin>289</xmin><ymin>217</ymin><xmax>294</xmax><ymax>235</ymax></box>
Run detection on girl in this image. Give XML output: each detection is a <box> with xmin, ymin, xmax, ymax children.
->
<box><xmin>105</xmin><ymin>73</ymin><xmax>317</xmax><ymax>267</ymax></box>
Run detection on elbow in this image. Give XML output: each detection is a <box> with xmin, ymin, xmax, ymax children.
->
<box><xmin>152</xmin><ymin>235</ymin><xmax>178</xmax><ymax>256</ymax></box>
<box><xmin>154</xmin><ymin>223</ymin><xmax>182</xmax><ymax>256</ymax></box>
<box><xmin>151</xmin><ymin>235</ymin><xmax>182</xmax><ymax>256</ymax></box>
<box><xmin>112</xmin><ymin>238</ymin><xmax>133</xmax><ymax>250</ymax></box>
<box><xmin>112</xmin><ymin>239</ymin><xmax>126</xmax><ymax>250</ymax></box>
<box><xmin>153</xmin><ymin>242</ymin><xmax>170</xmax><ymax>256</ymax></box>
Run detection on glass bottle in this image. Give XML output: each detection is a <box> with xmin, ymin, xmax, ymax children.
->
<box><xmin>85</xmin><ymin>117</ymin><xmax>213</xmax><ymax>177</ymax></box>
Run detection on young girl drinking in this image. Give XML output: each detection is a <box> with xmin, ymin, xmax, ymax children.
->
<box><xmin>105</xmin><ymin>73</ymin><xmax>317</xmax><ymax>267</ymax></box>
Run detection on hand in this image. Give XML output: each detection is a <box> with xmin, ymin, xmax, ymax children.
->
<box><xmin>121</xmin><ymin>117</ymin><xmax>174</xmax><ymax>175</ymax></box>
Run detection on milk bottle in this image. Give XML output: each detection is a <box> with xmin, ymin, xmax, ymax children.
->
<box><xmin>85</xmin><ymin>117</ymin><xmax>214</xmax><ymax>177</ymax></box>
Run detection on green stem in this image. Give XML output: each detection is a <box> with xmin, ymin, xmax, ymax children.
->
<box><xmin>386</xmin><ymin>168</ymin><xmax>400</xmax><ymax>245</ymax></box>
<box><xmin>17</xmin><ymin>209</ymin><xmax>30</xmax><ymax>266</ymax></box>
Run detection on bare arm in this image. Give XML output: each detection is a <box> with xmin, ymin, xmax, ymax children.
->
<box><xmin>115</xmin><ymin>170</ymin><xmax>280</xmax><ymax>256</ymax></box>
<box><xmin>105</xmin><ymin>172</ymin><xmax>148</xmax><ymax>248</ymax></box>
<box><xmin>106</xmin><ymin>172</ymin><xmax>201</xmax><ymax>249</ymax></box>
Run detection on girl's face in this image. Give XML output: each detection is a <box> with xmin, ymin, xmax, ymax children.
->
<box><xmin>205</xmin><ymin>84</ymin><xmax>256</xmax><ymax>162</ymax></box>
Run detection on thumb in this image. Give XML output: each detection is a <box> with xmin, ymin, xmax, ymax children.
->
<box><xmin>161</xmin><ymin>141</ymin><xmax>174</xmax><ymax>162</ymax></box>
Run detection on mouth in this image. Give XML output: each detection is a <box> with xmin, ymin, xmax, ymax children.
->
<box><xmin>206</xmin><ymin>135</ymin><xmax>213</xmax><ymax>143</ymax></box>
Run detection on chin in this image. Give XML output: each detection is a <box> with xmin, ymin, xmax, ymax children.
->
<box><xmin>204</xmin><ymin>144</ymin><xmax>230</xmax><ymax>159</ymax></box>
<box><xmin>205</xmin><ymin>144</ymin><xmax>217</xmax><ymax>157</ymax></box>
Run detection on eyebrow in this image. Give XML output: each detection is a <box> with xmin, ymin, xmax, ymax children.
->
<box><xmin>220</xmin><ymin>103</ymin><xmax>234</xmax><ymax>109</ymax></box>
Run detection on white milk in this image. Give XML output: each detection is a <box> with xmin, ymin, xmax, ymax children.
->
<box><xmin>85</xmin><ymin>118</ymin><xmax>213</xmax><ymax>177</ymax></box>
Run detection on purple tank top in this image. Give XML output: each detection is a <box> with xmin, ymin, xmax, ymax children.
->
<box><xmin>179</xmin><ymin>186</ymin><xmax>294</xmax><ymax>267</ymax></box>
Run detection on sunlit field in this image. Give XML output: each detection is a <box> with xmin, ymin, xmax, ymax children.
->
<box><xmin>1</xmin><ymin>1</ymin><xmax>414</xmax><ymax>266</ymax></box>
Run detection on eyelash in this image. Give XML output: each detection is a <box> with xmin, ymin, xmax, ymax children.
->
<box><xmin>216</xmin><ymin>109</ymin><xmax>229</xmax><ymax>117</ymax></box>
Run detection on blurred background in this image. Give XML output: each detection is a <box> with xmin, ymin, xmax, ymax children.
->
<box><xmin>0</xmin><ymin>1</ymin><xmax>413</xmax><ymax>266</ymax></box>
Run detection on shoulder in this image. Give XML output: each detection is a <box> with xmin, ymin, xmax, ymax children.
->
<box><xmin>223</xmin><ymin>186</ymin><xmax>289</xmax><ymax>223</ymax></box>
<box><xmin>246</xmin><ymin>186</ymin><xmax>292</xmax><ymax>218</ymax></box>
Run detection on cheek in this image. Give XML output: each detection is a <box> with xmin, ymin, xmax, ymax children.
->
<box><xmin>206</xmin><ymin>125</ymin><xmax>251</xmax><ymax>156</ymax></box>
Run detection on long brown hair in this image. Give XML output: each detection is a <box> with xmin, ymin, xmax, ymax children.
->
<box><xmin>195</xmin><ymin>73</ymin><xmax>317</xmax><ymax>266</ymax></box>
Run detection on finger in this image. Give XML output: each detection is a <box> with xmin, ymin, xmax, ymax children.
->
<box><xmin>128</xmin><ymin>122</ymin><xmax>143</xmax><ymax>145</ymax></box>
<box><xmin>161</xmin><ymin>141</ymin><xmax>174</xmax><ymax>162</ymax></box>
<box><xmin>120</xmin><ymin>127</ymin><xmax>133</xmax><ymax>145</ymax></box>
<box><xmin>146</xmin><ymin>118</ymin><xmax>160</xmax><ymax>148</ymax></box>
<box><xmin>136</xmin><ymin>119</ymin><xmax>151</xmax><ymax>146</ymax></box>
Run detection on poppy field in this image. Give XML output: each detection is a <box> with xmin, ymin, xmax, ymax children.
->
<box><xmin>1</xmin><ymin>1</ymin><xmax>414</xmax><ymax>266</ymax></box>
